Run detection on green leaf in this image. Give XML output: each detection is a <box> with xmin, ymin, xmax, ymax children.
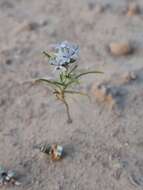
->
<box><xmin>35</xmin><ymin>79</ymin><xmax>65</xmax><ymax>89</ymax></box>
<box><xmin>60</xmin><ymin>73</ymin><xmax>63</xmax><ymax>83</ymax></box>
<box><xmin>68</xmin><ymin>65</ymin><xmax>78</xmax><ymax>75</ymax></box>
<box><xmin>75</xmin><ymin>71</ymin><xmax>103</xmax><ymax>79</ymax></box>
<box><xmin>64</xmin><ymin>78</ymin><xmax>79</xmax><ymax>89</ymax></box>
<box><xmin>42</xmin><ymin>51</ymin><xmax>52</xmax><ymax>58</ymax></box>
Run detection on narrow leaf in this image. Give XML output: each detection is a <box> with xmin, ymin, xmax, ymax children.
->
<box><xmin>42</xmin><ymin>51</ymin><xmax>51</xmax><ymax>58</ymax></box>
<box><xmin>68</xmin><ymin>65</ymin><xmax>78</xmax><ymax>75</ymax></box>
<box><xmin>76</xmin><ymin>71</ymin><xmax>103</xmax><ymax>79</ymax></box>
<box><xmin>35</xmin><ymin>79</ymin><xmax>65</xmax><ymax>89</ymax></box>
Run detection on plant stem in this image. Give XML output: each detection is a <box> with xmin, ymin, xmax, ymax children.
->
<box><xmin>55</xmin><ymin>91</ymin><xmax>72</xmax><ymax>124</ymax></box>
<box><xmin>62</xmin><ymin>98</ymin><xmax>72</xmax><ymax>124</ymax></box>
<box><xmin>68</xmin><ymin>65</ymin><xmax>78</xmax><ymax>75</ymax></box>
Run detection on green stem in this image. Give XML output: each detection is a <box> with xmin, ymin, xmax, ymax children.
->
<box><xmin>68</xmin><ymin>65</ymin><xmax>78</xmax><ymax>75</ymax></box>
<box><xmin>42</xmin><ymin>51</ymin><xmax>51</xmax><ymax>58</ymax></box>
<box><xmin>63</xmin><ymin>80</ymin><xmax>79</xmax><ymax>90</ymax></box>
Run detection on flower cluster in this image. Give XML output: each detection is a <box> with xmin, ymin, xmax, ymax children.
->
<box><xmin>46</xmin><ymin>41</ymin><xmax>79</xmax><ymax>70</ymax></box>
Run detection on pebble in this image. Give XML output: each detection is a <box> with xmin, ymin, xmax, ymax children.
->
<box><xmin>127</xmin><ymin>3</ymin><xmax>140</xmax><ymax>16</ymax></box>
<box><xmin>91</xmin><ymin>83</ymin><xmax>116</xmax><ymax>108</ymax></box>
<box><xmin>112</xmin><ymin>168</ymin><xmax>122</xmax><ymax>180</ymax></box>
<box><xmin>91</xmin><ymin>83</ymin><xmax>107</xmax><ymax>102</ymax></box>
<box><xmin>5</xmin><ymin>59</ymin><xmax>13</xmax><ymax>65</ymax></box>
<box><xmin>88</xmin><ymin>2</ymin><xmax>104</xmax><ymax>13</ymax></box>
<box><xmin>15</xmin><ymin>21</ymin><xmax>39</xmax><ymax>33</ymax></box>
<box><xmin>109</xmin><ymin>41</ymin><xmax>132</xmax><ymax>56</ymax></box>
<box><xmin>94</xmin><ymin>4</ymin><xmax>104</xmax><ymax>14</ymax></box>
<box><xmin>121</xmin><ymin>71</ymin><xmax>137</xmax><ymax>84</ymax></box>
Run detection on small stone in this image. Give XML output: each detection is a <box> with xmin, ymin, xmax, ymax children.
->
<box><xmin>15</xmin><ymin>21</ymin><xmax>39</xmax><ymax>33</ymax></box>
<box><xmin>106</xmin><ymin>94</ymin><xmax>117</xmax><ymax>108</ymax></box>
<box><xmin>91</xmin><ymin>83</ymin><xmax>117</xmax><ymax>108</ymax></box>
<box><xmin>0</xmin><ymin>1</ymin><xmax>14</xmax><ymax>9</ymax></box>
<box><xmin>121</xmin><ymin>71</ymin><xmax>137</xmax><ymax>84</ymax></box>
<box><xmin>91</xmin><ymin>84</ymin><xmax>107</xmax><ymax>102</ymax></box>
<box><xmin>100</xmin><ymin>85</ymin><xmax>107</xmax><ymax>95</ymax></box>
<box><xmin>14</xmin><ymin>181</ymin><xmax>21</xmax><ymax>186</ymax></box>
<box><xmin>109</xmin><ymin>41</ymin><xmax>132</xmax><ymax>56</ymax></box>
<box><xmin>127</xmin><ymin>3</ymin><xmax>140</xmax><ymax>16</ymax></box>
<box><xmin>88</xmin><ymin>2</ymin><xmax>95</xmax><ymax>10</ymax></box>
<box><xmin>5</xmin><ymin>176</ymin><xmax>10</xmax><ymax>181</ymax></box>
<box><xmin>4</xmin><ymin>181</ymin><xmax>8</xmax><ymax>185</ymax></box>
<box><xmin>113</xmin><ymin>168</ymin><xmax>122</xmax><ymax>180</ymax></box>
<box><xmin>5</xmin><ymin>59</ymin><xmax>13</xmax><ymax>65</ymax></box>
<box><xmin>94</xmin><ymin>4</ymin><xmax>104</xmax><ymax>14</ymax></box>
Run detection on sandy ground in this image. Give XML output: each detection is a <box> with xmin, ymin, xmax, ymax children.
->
<box><xmin>0</xmin><ymin>0</ymin><xmax>143</xmax><ymax>189</ymax></box>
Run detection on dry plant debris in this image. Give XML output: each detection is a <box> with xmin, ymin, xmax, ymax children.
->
<box><xmin>0</xmin><ymin>166</ymin><xmax>21</xmax><ymax>186</ymax></box>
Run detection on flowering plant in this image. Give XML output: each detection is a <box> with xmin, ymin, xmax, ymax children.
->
<box><xmin>36</xmin><ymin>41</ymin><xmax>102</xmax><ymax>123</ymax></box>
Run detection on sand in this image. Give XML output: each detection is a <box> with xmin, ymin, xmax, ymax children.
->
<box><xmin>0</xmin><ymin>0</ymin><xmax>143</xmax><ymax>189</ymax></box>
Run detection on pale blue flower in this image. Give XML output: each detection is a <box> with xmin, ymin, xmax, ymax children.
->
<box><xmin>49</xmin><ymin>41</ymin><xmax>79</xmax><ymax>69</ymax></box>
<box><xmin>48</xmin><ymin>54</ymin><xmax>63</xmax><ymax>66</ymax></box>
<box><xmin>48</xmin><ymin>54</ymin><xmax>68</xmax><ymax>70</ymax></box>
<box><xmin>55</xmin><ymin>41</ymin><xmax>79</xmax><ymax>62</ymax></box>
